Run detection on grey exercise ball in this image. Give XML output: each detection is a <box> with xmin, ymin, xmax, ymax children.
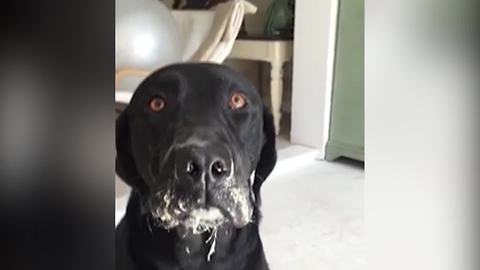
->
<box><xmin>115</xmin><ymin>0</ymin><xmax>183</xmax><ymax>70</ymax></box>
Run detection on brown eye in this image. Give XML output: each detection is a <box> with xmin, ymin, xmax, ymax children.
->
<box><xmin>148</xmin><ymin>97</ymin><xmax>165</xmax><ymax>112</ymax></box>
<box><xmin>229</xmin><ymin>92</ymin><xmax>247</xmax><ymax>110</ymax></box>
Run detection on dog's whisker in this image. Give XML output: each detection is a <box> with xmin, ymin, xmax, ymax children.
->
<box><xmin>147</xmin><ymin>160</ymin><xmax>157</xmax><ymax>183</ymax></box>
<box><xmin>228</xmin><ymin>159</ymin><xmax>234</xmax><ymax>179</ymax></box>
<box><xmin>173</xmin><ymin>163</ymin><xmax>178</xmax><ymax>180</ymax></box>
<box><xmin>146</xmin><ymin>215</ymin><xmax>153</xmax><ymax>234</ymax></box>
<box><xmin>158</xmin><ymin>145</ymin><xmax>173</xmax><ymax>173</ymax></box>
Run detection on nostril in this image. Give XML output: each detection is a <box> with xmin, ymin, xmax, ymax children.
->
<box><xmin>185</xmin><ymin>161</ymin><xmax>199</xmax><ymax>176</ymax></box>
<box><xmin>211</xmin><ymin>160</ymin><xmax>228</xmax><ymax>178</ymax></box>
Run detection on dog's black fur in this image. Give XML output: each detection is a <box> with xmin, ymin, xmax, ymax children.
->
<box><xmin>116</xmin><ymin>63</ymin><xmax>277</xmax><ymax>270</ymax></box>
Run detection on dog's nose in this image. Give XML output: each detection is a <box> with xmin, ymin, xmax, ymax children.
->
<box><xmin>174</xmin><ymin>146</ymin><xmax>230</xmax><ymax>183</ymax></box>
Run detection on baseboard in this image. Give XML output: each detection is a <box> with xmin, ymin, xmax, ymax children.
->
<box><xmin>325</xmin><ymin>140</ymin><xmax>364</xmax><ymax>161</ymax></box>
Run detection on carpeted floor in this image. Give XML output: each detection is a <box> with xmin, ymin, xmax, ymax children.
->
<box><xmin>260</xmin><ymin>159</ymin><xmax>364</xmax><ymax>270</ymax></box>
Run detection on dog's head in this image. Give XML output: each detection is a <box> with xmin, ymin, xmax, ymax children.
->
<box><xmin>116</xmin><ymin>63</ymin><xmax>276</xmax><ymax>233</ymax></box>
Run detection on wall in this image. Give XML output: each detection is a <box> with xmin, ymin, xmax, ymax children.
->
<box><xmin>291</xmin><ymin>0</ymin><xmax>338</xmax><ymax>156</ymax></box>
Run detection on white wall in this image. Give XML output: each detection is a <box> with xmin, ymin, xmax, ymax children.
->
<box><xmin>291</xmin><ymin>0</ymin><xmax>338</xmax><ymax>157</ymax></box>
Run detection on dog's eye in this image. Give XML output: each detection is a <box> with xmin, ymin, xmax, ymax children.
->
<box><xmin>229</xmin><ymin>92</ymin><xmax>247</xmax><ymax>110</ymax></box>
<box><xmin>148</xmin><ymin>97</ymin><xmax>166</xmax><ymax>112</ymax></box>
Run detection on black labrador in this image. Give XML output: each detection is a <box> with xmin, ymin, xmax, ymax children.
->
<box><xmin>116</xmin><ymin>63</ymin><xmax>277</xmax><ymax>270</ymax></box>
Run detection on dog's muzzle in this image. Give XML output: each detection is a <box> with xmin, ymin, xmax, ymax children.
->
<box><xmin>150</xmin><ymin>142</ymin><xmax>253</xmax><ymax>233</ymax></box>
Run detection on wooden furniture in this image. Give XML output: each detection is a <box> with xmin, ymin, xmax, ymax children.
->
<box><xmin>228</xmin><ymin>37</ymin><xmax>293</xmax><ymax>134</ymax></box>
<box><xmin>325</xmin><ymin>0</ymin><xmax>364</xmax><ymax>161</ymax></box>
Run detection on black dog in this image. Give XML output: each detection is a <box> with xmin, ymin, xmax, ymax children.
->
<box><xmin>116</xmin><ymin>63</ymin><xmax>277</xmax><ymax>270</ymax></box>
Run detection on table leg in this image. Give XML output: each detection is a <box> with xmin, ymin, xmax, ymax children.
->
<box><xmin>270</xmin><ymin>62</ymin><xmax>284</xmax><ymax>135</ymax></box>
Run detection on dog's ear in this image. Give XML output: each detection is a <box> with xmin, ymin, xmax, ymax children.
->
<box><xmin>116</xmin><ymin>109</ymin><xmax>144</xmax><ymax>189</ymax></box>
<box><xmin>253</xmin><ymin>106</ymin><xmax>277</xmax><ymax>204</ymax></box>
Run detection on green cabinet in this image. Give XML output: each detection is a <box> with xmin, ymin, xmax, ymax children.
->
<box><xmin>325</xmin><ymin>0</ymin><xmax>364</xmax><ymax>161</ymax></box>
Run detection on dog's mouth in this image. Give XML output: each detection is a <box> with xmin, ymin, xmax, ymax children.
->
<box><xmin>151</xmin><ymin>204</ymin><xmax>228</xmax><ymax>234</ymax></box>
<box><xmin>179</xmin><ymin>207</ymin><xmax>227</xmax><ymax>233</ymax></box>
<box><xmin>149</xmin><ymin>187</ymin><xmax>253</xmax><ymax>234</ymax></box>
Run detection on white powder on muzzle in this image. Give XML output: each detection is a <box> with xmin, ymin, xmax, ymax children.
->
<box><xmin>183</xmin><ymin>207</ymin><xmax>225</xmax><ymax>234</ymax></box>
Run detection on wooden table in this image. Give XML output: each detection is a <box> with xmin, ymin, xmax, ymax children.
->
<box><xmin>228</xmin><ymin>38</ymin><xmax>293</xmax><ymax>134</ymax></box>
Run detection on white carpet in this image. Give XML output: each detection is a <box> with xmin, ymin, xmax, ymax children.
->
<box><xmin>260</xmin><ymin>159</ymin><xmax>364</xmax><ymax>270</ymax></box>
